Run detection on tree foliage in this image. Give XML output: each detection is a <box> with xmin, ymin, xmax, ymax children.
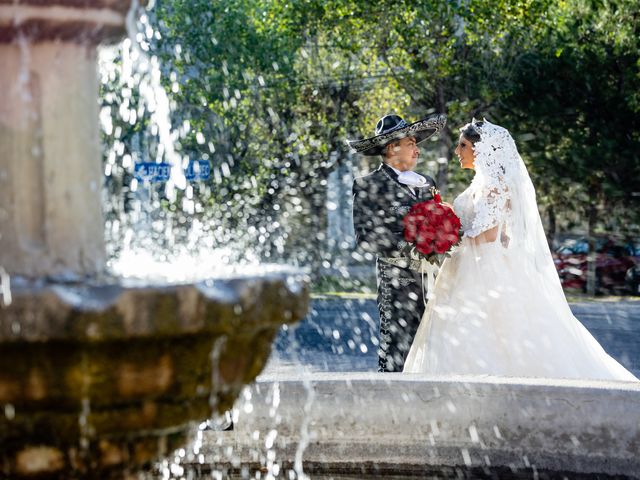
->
<box><xmin>100</xmin><ymin>0</ymin><xmax>640</xmax><ymax>271</ymax></box>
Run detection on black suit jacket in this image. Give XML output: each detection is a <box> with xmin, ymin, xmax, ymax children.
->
<box><xmin>352</xmin><ymin>163</ymin><xmax>437</xmax><ymax>259</ymax></box>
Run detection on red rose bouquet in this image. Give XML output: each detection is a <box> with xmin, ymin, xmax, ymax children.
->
<box><xmin>402</xmin><ymin>189</ymin><xmax>462</xmax><ymax>264</ymax></box>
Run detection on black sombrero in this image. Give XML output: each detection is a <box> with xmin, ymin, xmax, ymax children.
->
<box><xmin>347</xmin><ymin>113</ymin><xmax>447</xmax><ymax>156</ymax></box>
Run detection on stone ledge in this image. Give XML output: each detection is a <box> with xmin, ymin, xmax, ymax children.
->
<box><xmin>0</xmin><ymin>273</ymin><xmax>308</xmax><ymax>342</ymax></box>
<box><xmin>199</xmin><ymin>372</ymin><xmax>640</xmax><ymax>477</ymax></box>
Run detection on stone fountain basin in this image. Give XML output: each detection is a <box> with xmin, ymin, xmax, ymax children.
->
<box><xmin>199</xmin><ymin>372</ymin><xmax>640</xmax><ymax>478</ymax></box>
<box><xmin>0</xmin><ymin>270</ymin><xmax>308</xmax><ymax>476</ymax></box>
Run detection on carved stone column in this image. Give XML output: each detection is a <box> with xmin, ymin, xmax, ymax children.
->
<box><xmin>0</xmin><ymin>1</ymin><xmax>136</xmax><ymax>278</ymax></box>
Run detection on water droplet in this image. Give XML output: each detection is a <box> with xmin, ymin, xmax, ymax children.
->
<box><xmin>4</xmin><ymin>404</ymin><xmax>15</xmax><ymax>420</ymax></box>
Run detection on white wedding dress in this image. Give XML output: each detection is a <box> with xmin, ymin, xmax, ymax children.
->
<box><xmin>403</xmin><ymin>121</ymin><xmax>637</xmax><ymax>381</ymax></box>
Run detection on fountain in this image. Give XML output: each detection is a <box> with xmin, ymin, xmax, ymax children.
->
<box><xmin>0</xmin><ymin>1</ymin><xmax>308</xmax><ymax>477</ymax></box>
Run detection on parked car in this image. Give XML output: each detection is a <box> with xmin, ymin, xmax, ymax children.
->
<box><xmin>552</xmin><ymin>237</ymin><xmax>639</xmax><ymax>294</ymax></box>
<box><xmin>626</xmin><ymin>264</ymin><xmax>640</xmax><ymax>295</ymax></box>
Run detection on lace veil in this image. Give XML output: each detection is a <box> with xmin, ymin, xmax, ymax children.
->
<box><xmin>467</xmin><ymin>120</ymin><xmax>561</xmax><ymax>283</ymax></box>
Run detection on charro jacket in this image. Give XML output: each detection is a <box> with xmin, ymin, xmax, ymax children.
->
<box><xmin>352</xmin><ymin>163</ymin><xmax>437</xmax><ymax>264</ymax></box>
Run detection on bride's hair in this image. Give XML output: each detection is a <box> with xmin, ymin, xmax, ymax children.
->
<box><xmin>460</xmin><ymin>119</ymin><xmax>484</xmax><ymax>144</ymax></box>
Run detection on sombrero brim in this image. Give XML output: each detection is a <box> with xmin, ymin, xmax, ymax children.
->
<box><xmin>347</xmin><ymin>114</ymin><xmax>447</xmax><ymax>156</ymax></box>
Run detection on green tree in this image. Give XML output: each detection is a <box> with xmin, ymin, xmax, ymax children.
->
<box><xmin>494</xmin><ymin>0</ymin><xmax>640</xmax><ymax>293</ymax></box>
<box><xmin>100</xmin><ymin>0</ymin><xmax>639</xmax><ymax>289</ymax></box>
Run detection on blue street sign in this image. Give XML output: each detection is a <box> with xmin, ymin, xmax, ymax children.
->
<box><xmin>133</xmin><ymin>161</ymin><xmax>210</xmax><ymax>183</ymax></box>
<box><xmin>134</xmin><ymin>162</ymin><xmax>171</xmax><ymax>182</ymax></box>
<box><xmin>184</xmin><ymin>160</ymin><xmax>210</xmax><ymax>181</ymax></box>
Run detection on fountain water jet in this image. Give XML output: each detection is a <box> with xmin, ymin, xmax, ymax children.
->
<box><xmin>0</xmin><ymin>1</ymin><xmax>308</xmax><ymax>477</ymax></box>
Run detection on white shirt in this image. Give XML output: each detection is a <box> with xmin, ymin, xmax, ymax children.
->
<box><xmin>387</xmin><ymin>165</ymin><xmax>428</xmax><ymax>195</ymax></box>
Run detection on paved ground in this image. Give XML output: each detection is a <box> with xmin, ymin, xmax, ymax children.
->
<box><xmin>263</xmin><ymin>296</ymin><xmax>640</xmax><ymax>377</ymax></box>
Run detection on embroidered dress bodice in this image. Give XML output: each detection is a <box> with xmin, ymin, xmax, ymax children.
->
<box><xmin>452</xmin><ymin>184</ymin><xmax>511</xmax><ymax>246</ymax></box>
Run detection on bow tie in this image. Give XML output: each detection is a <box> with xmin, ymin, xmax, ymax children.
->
<box><xmin>397</xmin><ymin>170</ymin><xmax>428</xmax><ymax>188</ymax></box>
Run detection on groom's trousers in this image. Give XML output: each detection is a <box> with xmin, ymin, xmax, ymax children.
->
<box><xmin>376</xmin><ymin>258</ymin><xmax>427</xmax><ymax>372</ymax></box>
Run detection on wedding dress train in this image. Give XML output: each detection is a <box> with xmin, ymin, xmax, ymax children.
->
<box><xmin>403</xmin><ymin>121</ymin><xmax>637</xmax><ymax>381</ymax></box>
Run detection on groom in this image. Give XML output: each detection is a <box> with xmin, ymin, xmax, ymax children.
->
<box><xmin>348</xmin><ymin>113</ymin><xmax>447</xmax><ymax>372</ymax></box>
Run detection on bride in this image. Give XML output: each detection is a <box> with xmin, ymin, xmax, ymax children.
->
<box><xmin>403</xmin><ymin>119</ymin><xmax>637</xmax><ymax>381</ymax></box>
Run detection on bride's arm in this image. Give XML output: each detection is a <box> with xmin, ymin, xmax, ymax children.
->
<box><xmin>465</xmin><ymin>187</ymin><xmax>510</xmax><ymax>244</ymax></box>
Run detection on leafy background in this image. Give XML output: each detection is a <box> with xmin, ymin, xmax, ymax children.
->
<box><xmin>100</xmin><ymin>0</ymin><xmax>640</xmax><ymax>290</ymax></box>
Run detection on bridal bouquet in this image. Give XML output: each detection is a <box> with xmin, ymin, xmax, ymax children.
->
<box><xmin>402</xmin><ymin>188</ymin><xmax>462</xmax><ymax>265</ymax></box>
